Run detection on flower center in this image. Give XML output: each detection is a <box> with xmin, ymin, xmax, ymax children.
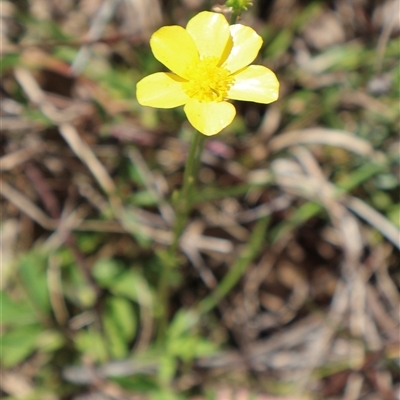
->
<box><xmin>183</xmin><ymin>57</ymin><xmax>233</xmax><ymax>103</ymax></box>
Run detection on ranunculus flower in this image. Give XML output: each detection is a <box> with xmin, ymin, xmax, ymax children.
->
<box><xmin>136</xmin><ymin>11</ymin><xmax>279</xmax><ymax>136</ymax></box>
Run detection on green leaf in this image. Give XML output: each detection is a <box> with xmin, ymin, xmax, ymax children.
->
<box><xmin>199</xmin><ymin>216</ymin><xmax>270</xmax><ymax>314</ymax></box>
<box><xmin>64</xmin><ymin>262</ymin><xmax>97</xmax><ymax>308</ymax></box>
<box><xmin>168</xmin><ymin>336</ymin><xmax>215</xmax><ymax>362</ymax></box>
<box><xmin>150</xmin><ymin>389</ymin><xmax>182</xmax><ymax>400</ymax></box>
<box><xmin>103</xmin><ymin>296</ymin><xmax>137</xmax><ymax>358</ymax></box>
<box><xmin>130</xmin><ymin>190</ymin><xmax>158</xmax><ymax>206</ymax></box>
<box><xmin>103</xmin><ymin>312</ymin><xmax>128</xmax><ymax>359</ymax></box>
<box><xmin>52</xmin><ymin>46</ymin><xmax>78</xmax><ymax>63</ymax></box>
<box><xmin>164</xmin><ymin>310</ymin><xmax>215</xmax><ymax>363</ymax></box>
<box><xmin>111</xmin><ymin>375</ymin><xmax>159</xmax><ymax>392</ymax></box>
<box><xmin>75</xmin><ymin>330</ymin><xmax>108</xmax><ymax>363</ymax></box>
<box><xmin>92</xmin><ymin>258</ymin><xmax>125</xmax><ymax>287</ymax></box>
<box><xmin>387</xmin><ymin>204</ymin><xmax>400</xmax><ymax>227</ymax></box>
<box><xmin>106</xmin><ymin>297</ymin><xmax>137</xmax><ymax>341</ymax></box>
<box><xmin>0</xmin><ymin>53</ymin><xmax>20</xmax><ymax>75</ymax></box>
<box><xmin>36</xmin><ymin>330</ymin><xmax>65</xmax><ymax>353</ymax></box>
<box><xmin>0</xmin><ymin>291</ymin><xmax>38</xmax><ymax>326</ymax></box>
<box><xmin>76</xmin><ymin>233</ymin><xmax>101</xmax><ymax>254</ymax></box>
<box><xmin>336</xmin><ymin>163</ymin><xmax>386</xmax><ymax>191</ymax></box>
<box><xmin>18</xmin><ymin>252</ymin><xmax>50</xmax><ymax>313</ymax></box>
<box><xmin>167</xmin><ymin>309</ymin><xmax>199</xmax><ymax>339</ymax></box>
<box><xmin>1</xmin><ymin>324</ymin><xmax>43</xmax><ymax>367</ymax></box>
<box><xmin>158</xmin><ymin>355</ymin><xmax>177</xmax><ymax>385</ymax></box>
<box><xmin>109</xmin><ymin>270</ymin><xmax>153</xmax><ymax>308</ymax></box>
<box><xmin>371</xmin><ymin>191</ymin><xmax>393</xmax><ymax>210</ymax></box>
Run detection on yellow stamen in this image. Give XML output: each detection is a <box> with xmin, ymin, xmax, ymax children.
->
<box><xmin>183</xmin><ymin>57</ymin><xmax>233</xmax><ymax>102</ymax></box>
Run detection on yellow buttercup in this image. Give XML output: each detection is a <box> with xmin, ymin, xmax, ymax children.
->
<box><xmin>136</xmin><ymin>11</ymin><xmax>279</xmax><ymax>136</ymax></box>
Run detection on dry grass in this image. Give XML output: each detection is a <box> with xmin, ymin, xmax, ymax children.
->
<box><xmin>1</xmin><ymin>0</ymin><xmax>399</xmax><ymax>399</ymax></box>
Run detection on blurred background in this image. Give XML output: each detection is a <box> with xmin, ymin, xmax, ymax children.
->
<box><xmin>1</xmin><ymin>0</ymin><xmax>399</xmax><ymax>399</ymax></box>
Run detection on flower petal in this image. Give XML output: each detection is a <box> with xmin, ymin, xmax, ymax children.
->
<box><xmin>186</xmin><ymin>11</ymin><xmax>232</xmax><ymax>63</ymax></box>
<box><xmin>184</xmin><ymin>100</ymin><xmax>236</xmax><ymax>136</ymax></box>
<box><xmin>228</xmin><ymin>65</ymin><xmax>279</xmax><ymax>104</ymax></box>
<box><xmin>136</xmin><ymin>72</ymin><xmax>189</xmax><ymax>108</ymax></box>
<box><xmin>150</xmin><ymin>26</ymin><xmax>199</xmax><ymax>78</ymax></box>
<box><xmin>222</xmin><ymin>24</ymin><xmax>263</xmax><ymax>73</ymax></box>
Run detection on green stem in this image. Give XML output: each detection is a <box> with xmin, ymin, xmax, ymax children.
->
<box><xmin>170</xmin><ymin>131</ymin><xmax>206</xmax><ymax>253</ymax></box>
<box><xmin>157</xmin><ymin>131</ymin><xmax>206</xmax><ymax>342</ymax></box>
<box><xmin>230</xmin><ymin>11</ymin><xmax>240</xmax><ymax>24</ymax></box>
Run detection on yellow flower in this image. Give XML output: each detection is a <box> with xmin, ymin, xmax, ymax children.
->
<box><xmin>136</xmin><ymin>11</ymin><xmax>279</xmax><ymax>136</ymax></box>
